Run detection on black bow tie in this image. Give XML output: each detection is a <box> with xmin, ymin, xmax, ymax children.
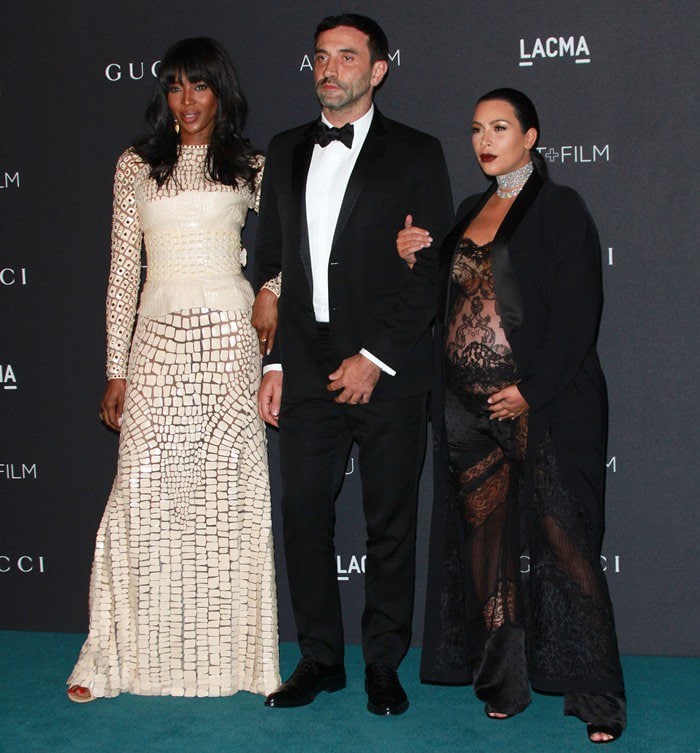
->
<box><xmin>313</xmin><ymin>121</ymin><xmax>354</xmax><ymax>148</ymax></box>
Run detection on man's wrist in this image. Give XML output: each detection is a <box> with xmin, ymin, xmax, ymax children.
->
<box><xmin>359</xmin><ymin>348</ymin><xmax>396</xmax><ymax>376</ymax></box>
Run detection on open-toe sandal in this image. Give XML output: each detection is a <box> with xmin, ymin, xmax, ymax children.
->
<box><xmin>587</xmin><ymin>724</ymin><xmax>622</xmax><ymax>744</ymax></box>
<box><xmin>484</xmin><ymin>704</ymin><xmax>513</xmax><ymax>720</ymax></box>
<box><xmin>67</xmin><ymin>685</ymin><xmax>95</xmax><ymax>703</ymax></box>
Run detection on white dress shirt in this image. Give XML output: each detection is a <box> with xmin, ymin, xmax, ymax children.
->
<box><xmin>306</xmin><ymin>107</ymin><xmax>372</xmax><ymax>322</ymax></box>
<box><xmin>265</xmin><ymin>105</ymin><xmax>395</xmax><ymax>376</ymax></box>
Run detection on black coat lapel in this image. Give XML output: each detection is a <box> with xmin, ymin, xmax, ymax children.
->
<box><xmin>438</xmin><ymin>185</ymin><xmax>495</xmax><ymax>324</ymax></box>
<box><xmin>437</xmin><ymin>170</ymin><xmax>543</xmax><ymax>334</ymax></box>
<box><xmin>490</xmin><ymin>170</ymin><xmax>544</xmax><ymax>335</ymax></box>
<box><xmin>292</xmin><ymin>125</ymin><xmax>316</xmax><ymax>293</ymax></box>
<box><xmin>330</xmin><ymin>112</ymin><xmax>388</xmax><ymax>251</ymax></box>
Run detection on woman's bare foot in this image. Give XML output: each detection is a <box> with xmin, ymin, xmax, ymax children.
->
<box><xmin>67</xmin><ymin>685</ymin><xmax>94</xmax><ymax>703</ymax></box>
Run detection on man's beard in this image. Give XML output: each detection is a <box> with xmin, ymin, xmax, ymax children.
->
<box><xmin>315</xmin><ymin>75</ymin><xmax>371</xmax><ymax>111</ymax></box>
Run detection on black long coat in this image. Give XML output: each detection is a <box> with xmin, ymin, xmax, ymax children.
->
<box><xmin>421</xmin><ymin>171</ymin><xmax>624</xmax><ymax>694</ymax></box>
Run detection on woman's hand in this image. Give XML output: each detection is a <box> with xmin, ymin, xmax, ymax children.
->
<box><xmin>251</xmin><ymin>287</ymin><xmax>279</xmax><ymax>355</ymax></box>
<box><xmin>101</xmin><ymin>378</ymin><xmax>126</xmax><ymax>431</ymax></box>
<box><xmin>487</xmin><ymin>383</ymin><xmax>529</xmax><ymax>421</ymax></box>
<box><xmin>396</xmin><ymin>214</ymin><xmax>432</xmax><ymax>269</ymax></box>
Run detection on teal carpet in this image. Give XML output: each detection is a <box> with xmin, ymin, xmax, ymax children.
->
<box><xmin>1</xmin><ymin>632</ymin><xmax>697</xmax><ymax>753</ymax></box>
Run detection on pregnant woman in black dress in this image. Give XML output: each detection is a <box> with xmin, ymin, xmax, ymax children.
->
<box><xmin>398</xmin><ymin>88</ymin><xmax>625</xmax><ymax>744</ymax></box>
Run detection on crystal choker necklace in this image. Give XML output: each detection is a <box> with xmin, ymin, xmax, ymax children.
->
<box><xmin>496</xmin><ymin>161</ymin><xmax>534</xmax><ymax>199</ymax></box>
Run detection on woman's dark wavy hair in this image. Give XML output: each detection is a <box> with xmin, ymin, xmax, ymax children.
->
<box><xmin>477</xmin><ymin>88</ymin><xmax>548</xmax><ymax>179</ymax></box>
<box><xmin>133</xmin><ymin>37</ymin><xmax>259</xmax><ymax>189</ymax></box>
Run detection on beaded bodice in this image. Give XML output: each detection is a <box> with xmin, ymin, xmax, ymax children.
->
<box><xmin>105</xmin><ymin>147</ymin><xmax>263</xmax><ymax>379</ymax></box>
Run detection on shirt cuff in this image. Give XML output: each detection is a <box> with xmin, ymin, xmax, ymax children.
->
<box><xmin>360</xmin><ymin>349</ymin><xmax>396</xmax><ymax>376</ymax></box>
<box><xmin>262</xmin><ymin>363</ymin><xmax>283</xmax><ymax>374</ymax></box>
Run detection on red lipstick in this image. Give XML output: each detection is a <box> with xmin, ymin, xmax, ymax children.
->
<box><xmin>480</xmin><ymin>154</ymin><xmax>496</xmax><ymax>163</ymax></box>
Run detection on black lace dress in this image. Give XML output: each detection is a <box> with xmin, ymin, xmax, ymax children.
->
<box><xmin>439</xmin><ymin>236</ymin><xmax>625</xmax><ymax>725</ymax></box>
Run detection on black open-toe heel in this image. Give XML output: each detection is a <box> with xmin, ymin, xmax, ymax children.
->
<box><xmin>484</xmin><ymin>704</ymin><xmax>513</xmax><ymax>720</ymax></box>
<box><xmin>587</xmin><ymin>724</ymin><xmax>623</xmax><ymax>744</ymax></box>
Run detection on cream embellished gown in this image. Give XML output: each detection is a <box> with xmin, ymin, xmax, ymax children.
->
<box><xmin>68</xmin><ymin>145</ymin><xmax>280</xmax><ymax>697</ymax></box>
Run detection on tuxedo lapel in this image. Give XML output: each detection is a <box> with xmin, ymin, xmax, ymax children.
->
<box><xmin>330</xmin><ymin>113</ymin><xmax>388</xmax><ymax>252</ymax></box>
<box><xmin>292</xmin><ymin>126</ymin><xmax>316</xmax><ymax>293</ymax></box>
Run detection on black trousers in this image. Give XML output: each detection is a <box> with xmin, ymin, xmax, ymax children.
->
<box><xmin>278</xmin><ymin>360</ymin><xmax>427</xmax><ymax>667</ymax></box>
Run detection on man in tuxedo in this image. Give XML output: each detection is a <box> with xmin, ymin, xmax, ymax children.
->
<box><xmin>255</xmin><ymin>13</ymin><xmax>452</xmax><ymax>715</ymax></box>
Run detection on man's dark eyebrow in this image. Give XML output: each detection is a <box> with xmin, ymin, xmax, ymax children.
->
<box><xmin>314</xmin><ymin>46</ymin><xmax>360</xmax><ymax>55</ymax></box>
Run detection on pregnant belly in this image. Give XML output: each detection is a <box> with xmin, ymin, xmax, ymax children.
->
<box><xmin>444</xmin><ymin>340</ymin><xmax>518</xmax><ymax>396</ymax></box>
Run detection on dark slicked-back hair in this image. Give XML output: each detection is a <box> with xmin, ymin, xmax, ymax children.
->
<box><xmin>133</xmin><ymin>37</ymin><xmax>259</xmax><ymax>188</ymax></box>
<box><xmin>315</xmin><ymin>14</ymin><xmax>389</xmax><ymax>63</ymax></box>
<box><xmin>477</xmin><ymin>87</ymin><xmax>547</xmax><ymax>178</ymax></box>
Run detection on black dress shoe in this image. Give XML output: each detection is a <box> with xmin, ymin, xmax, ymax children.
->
<box><xmin>264</xmin><ymin>658</ymin><xmax>346</xmax><ymax>707</ymax></box>
<box><xmin>365</xmin><ymin>663</ymin><xmax>409</xmax><ymax>716</ymax></box>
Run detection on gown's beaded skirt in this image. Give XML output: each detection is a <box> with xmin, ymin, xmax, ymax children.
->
<box><xmin>68</xmin><ymin>308</ymin><xmax>279</xmax><ymax>697</ymax></box>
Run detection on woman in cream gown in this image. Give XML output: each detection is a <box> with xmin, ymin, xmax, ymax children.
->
<box><xmin>67</xmin><ymin>37</ymin><xmax>280</xmax><ymax>701</ymax></box>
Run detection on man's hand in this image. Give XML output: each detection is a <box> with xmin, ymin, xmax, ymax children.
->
<box><xmin>327</xmin><ymin>354</ymin><xmax>381</xmax><ymax>404</ymax></box>
<box><xmin>258</xmin><ymin>370</ymin><xmax>283</xmax><ymax>427</ymax></box>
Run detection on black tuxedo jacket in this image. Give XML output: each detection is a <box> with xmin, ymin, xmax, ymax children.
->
<box><xmin>255</xmin><ymin>108</ymin><xmax>453</xmax><ymax>401</ymax></box>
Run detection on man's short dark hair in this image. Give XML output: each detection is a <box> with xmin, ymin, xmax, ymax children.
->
<box><xmin>315</xmin><ymin>14</ymin><xmax>389</xmax><ymax>63</ymax></box>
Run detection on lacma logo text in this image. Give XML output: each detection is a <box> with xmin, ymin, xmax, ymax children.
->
<box><xmin>519</xmin><ymin>36</ymin><xmax>590</xmax><ymax>66</ymax></box>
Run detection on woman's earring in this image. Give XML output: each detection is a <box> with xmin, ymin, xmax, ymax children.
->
<box><xmin>174</xmin><ymin>120</ymin><xmax>180</xmax><ymax>134</ymax></box>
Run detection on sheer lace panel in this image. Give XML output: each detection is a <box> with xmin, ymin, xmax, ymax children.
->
<box><xmin>445</xmin><ymin>238</ymin><xmax>518</xmax><ymax>396</ymax></box>
<box><xmin>529</xmin><ymin>434</ymin><xmax>623</xmax><ymax>684</ymax></box>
